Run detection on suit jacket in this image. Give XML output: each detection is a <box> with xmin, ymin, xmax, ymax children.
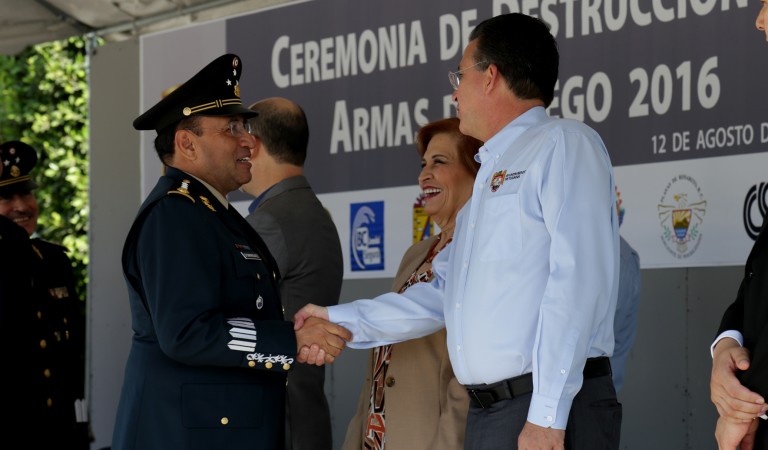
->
<box><xmin>246</xmin><ymin>175</ymin><xmax>343</xmax><ymax>450</ymax></box>
<box><xmin>718</xmin><ymin>215</ymin><xmax>768</xmax><ymax>398</ymax></box>
<box><xmin>0</xmin><ymin>216</ymin><xmax>89</xmax><ymax>448</ymax></box>
<box><xmin>112</xmin><ymin>167</ymin><xmax>297</xmax><ymax>450</ymax></box>
<box><xmin>341</xmin><ymin>236</ymin><xmax>469</xmax><ymax>450</ymax></box>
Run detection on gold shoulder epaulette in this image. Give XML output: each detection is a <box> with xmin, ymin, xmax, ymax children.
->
<box><xmin>167</xmin><ymin>179</ymin><xmax>195</xmax><ymax>203</ymax></box>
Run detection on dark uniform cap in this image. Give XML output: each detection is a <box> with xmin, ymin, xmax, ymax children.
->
<box><xmin>133</xmin><ymin>54</ymin><xmax>258</xmax><ymax>131</ymax></box>
<box><xmin>0</xmin><ymin>141</ymin><xmax>39</xmax><ymax>195</ymax></box>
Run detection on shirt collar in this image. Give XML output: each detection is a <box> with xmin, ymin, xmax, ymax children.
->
<box><xmin>477</xmin><ymin>106</ymin><xmax>549</xmax><ymax>163</ymax></box>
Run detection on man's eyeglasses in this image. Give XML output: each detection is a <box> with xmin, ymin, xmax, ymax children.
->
<box><xmin>185</xmin><ymin>120</ymin><xmax>253</xmax><ymax>137</ymax></box>
<box><xmin>448</xmin><ymin>60</ymin><xmax>488</xmax><ymax>90</ymax></box>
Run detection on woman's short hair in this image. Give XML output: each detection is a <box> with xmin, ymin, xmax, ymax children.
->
<box><xmin>415</xmin><ymin>117</ymin><xmax>482</xmax><ymax>176</ymax></box>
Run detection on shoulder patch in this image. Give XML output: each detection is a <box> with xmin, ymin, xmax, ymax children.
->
<box><xmin>167</xmin><ymin>179</ymin><xmax>195</xmax><ymax>203</ymax></box>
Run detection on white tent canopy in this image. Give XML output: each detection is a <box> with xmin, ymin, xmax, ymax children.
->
<box><xmin>0</xmin><ymin>0</ymin><xmax>288</xmax><ymax>55</ymax></box>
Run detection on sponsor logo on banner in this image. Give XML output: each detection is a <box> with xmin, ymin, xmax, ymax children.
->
<box><xmin>350</xmin><ymin>201</ymin><xmax>385</xmax><ymax>271</ymax></box>
<box><xmin>743</xmin><ymin>181</ymin><xmax>768</xmax><ymax>241</ymax></box>
<box><xmin>412</xmin><ymin>193</ymin><xmax>434</xmax><ymax>244</ymax></box>
<box><xmin>615</xmin><ymin>185</ymin><xmax>626</xmax><ymax>227</ymax></box>
<box><xmin>657</xmin><ymin>175</ymin><xmax>708</xmax><ymax>259</ymax></box>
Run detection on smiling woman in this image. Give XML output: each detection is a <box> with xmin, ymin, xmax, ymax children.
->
<box><xmin>341</xmin><ymin>117</ymin><xmax>482</xmax><ymax>450</ymax></box>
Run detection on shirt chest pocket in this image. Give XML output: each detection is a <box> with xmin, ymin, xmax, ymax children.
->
<box><xmin>475</xmin><ymin>193</ymin><xmax>523</xmax><ymax>261</ymax></box>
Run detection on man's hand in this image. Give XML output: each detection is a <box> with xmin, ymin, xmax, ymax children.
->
<box><xmin>518</xmin><ymin>421</ymin><xmax>565</xmax><ymax>450</ymax></box>
<box><xmin>710</xmin><ymin>338</ymin><xmax>767</xmax><ymax>422</ymax></box>
<box><xmin>294</xmin><ymin>316</ymin><xmax>351</xmax><ymax>366</ymax></box>
<box><xmin>715</xmin><ymin>416</ymin><xmax>759</xmax><ymax>450</ymax></box>
<box><xmin>293</xmin><ymin>303</ymin><xmax>329</xmax><ymax>330</ymax></box>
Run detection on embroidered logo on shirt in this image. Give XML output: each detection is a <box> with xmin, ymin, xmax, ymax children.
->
<box><xmin>490</xmin><ymin>170</ymin><xmax>507</xmax><ymax>192</ymax></box>
<box><xmin>505</xmin><ymin>170</ymin><xmax>526</xmax><ymax>181</ymax></box>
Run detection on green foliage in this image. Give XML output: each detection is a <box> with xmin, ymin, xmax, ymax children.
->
<box><xmin>0</xmin><ymin>37</ymin><xmax>92</xmax><ymax>297</ymax></box>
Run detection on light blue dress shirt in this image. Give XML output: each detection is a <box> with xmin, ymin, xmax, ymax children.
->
<box><xmin>330</xmin><ymin>106</ymin><xmax>619</xmax><ymax>429</ymax></box>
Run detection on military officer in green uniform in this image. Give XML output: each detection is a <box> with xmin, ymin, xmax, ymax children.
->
<box><xmin>111</xmin><ymin>54</ymin><xmax>351</xmax><ymax>450</ymax></box>
<box><xmin>0</xmin><ymin>140</ymin><xmax>90</xmax><ymax>448</ymax></box>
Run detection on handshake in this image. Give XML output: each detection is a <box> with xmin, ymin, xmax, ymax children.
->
<box><xmin>293</xmin><ymin>304</ymin><xmax>351</xmax><ymax>366</ymax></box>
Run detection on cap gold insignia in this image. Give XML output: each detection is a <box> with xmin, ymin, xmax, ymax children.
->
<box><xmin>234</xmin><ymin>84</ymin><xmax>240</xmax><ymax>98</ymax></box>
<box><xmin>167</xmin><ymin>179</ymin><xmax>195</xmax><ymax>203</ymax></box>
<box><xmin>10</xmin><ymin>165</ymin><xmax>20</xmax><ymax>177</ymax></box>
<box><xmin>199</xmin><ymin>196</ymin><xmax>216</xmax><ymax>212</ymax></box>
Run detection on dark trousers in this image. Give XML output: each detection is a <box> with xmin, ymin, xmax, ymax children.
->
<box><xmin>464</xmin><ymin>374</ymin><xmax>621</xmax><ymax>450</ymax></box>
<box><xmin>756</xmin><ymin>419</ymin><xmax>767</xmax><ymax>450</ymax></box>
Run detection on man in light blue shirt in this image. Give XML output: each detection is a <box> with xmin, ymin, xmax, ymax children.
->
<box><xmin>296</xmin><ymin>13</ymin><xmax>620</xmax><ymax>450</ymax></box>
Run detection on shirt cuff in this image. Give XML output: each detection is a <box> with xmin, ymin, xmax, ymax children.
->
<box><xmin>710</xmin><ymin>330</ymin><xmax>744</xmax><ymax>358</ymax></box>
<box><xmin>527</xmin><ymin>392</ymin><xmax>571</xmax><ymax>429</ymax></box>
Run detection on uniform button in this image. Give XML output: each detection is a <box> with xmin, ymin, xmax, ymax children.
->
<box><xmin>546</xmin><ymin>415</ymin><xmax>553</xmax><ymax>422</ymax></box>
<box><xmin>37</xmin><ymin>311</ymin><xmax>42</xmax><ymax>319</ymax></box>
<box><xmin>560</xmin><ymin>369</ymin><xmax>566</xmax><ymax>375</ymax></box>
<box><xmin>47</xmin><ymin>398</ymin><xmax>53</xmax><ymax>407</ymax></box>
<box><xmin>257</xmin><ymin>273</ymin><xmax>261</xmax><ymax>280</ymax></box>
<box><xmin>265</xmin><ymin>362</ymin><xmax>273</xmax><ymax>369</ymax></box>
<box><xmin>40</xmin><ymin>339</ymin><xmax>47</xmax><ymax>349</ymax></box>
<box><xmin>63</xmin><ymin>317</ymin><xmax>68</xmax><ymax>324</ymax></box>
<box><xmin>248</xmin><ymin>361</ymin><xmax>256</xmax><ymax>368</ymax></box>
<box><xmin>282</xmin><ymin>363</ymin><xmax>291</xmax><ymax>371</ymax></box>
<box><xmin>385</xmin><ymin>376</ymin><xmax>395</xmax><ymax>387</ymax></box>
<box><xmin>221</xmin><ymin>417</ymin><xmax>229</xmax><ymax>425</ymax></box>
<box><xmin>44</xmin><ymin>369</ymin><xmax>51</xmax><ymax>378</ymax></box>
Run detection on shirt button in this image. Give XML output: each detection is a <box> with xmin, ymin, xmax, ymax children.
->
<box><xmin>560</xmin><ymin>369</ymin><xmax>566</xmax><ymax>374</ymax></box>
<box><xmin>457</xmin><ymin>345</ymin><xmax>462</xmax><ymax>352</ymax></box>
<box><xmin>455</xmin><ymin>303</ymin><xmax>461</xmax><ymax>309</ymax></box>
<box><xmin>546</xmin><ymin>415</ymin><xmax>553</xmax><ymax>422</ymax></box>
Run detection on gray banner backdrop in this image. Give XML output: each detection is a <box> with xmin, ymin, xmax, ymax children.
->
<box><xmin>226</xmin><ymin>0</ymin><xmax>765</xmax><ymax>195</ymax></box>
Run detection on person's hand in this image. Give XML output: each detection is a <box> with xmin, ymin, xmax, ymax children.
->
<box><xmin>715</xmin><ymin>416</ymin><xmax>759</xmax><ymax>450</ymax></box>
<box><xmin>517</xmin><ymin>421</ymin><xmax>565</xmax><ymax>450</ymax></box>
<box><xmin>294</xmin><ymin>316</ymin><xmax>351</xmax><ymax>366</ymax></box>
<box><xmin>710</xmin><ymin>338</ymin><xmax>767</xmax><ymax>422</ymax></box>
<box><xmin>293</xmin><ymin>303</ymin><xmax>329</xmax><ymax>330</ymax></box>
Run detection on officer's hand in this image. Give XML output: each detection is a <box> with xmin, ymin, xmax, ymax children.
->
<box><xmin>293</xmin><ymin>303</ymin><xmax>329</xmax><ymax>330</ymax></box>
<box><xmin>710</xmin><ymin>338</ymin><xmax>767</xmax><ymax>422</ymax></box>
<box><xmin>295</xmin><ymin>317</ymin><xmax>352</xmax><ymax>366</ymax></box>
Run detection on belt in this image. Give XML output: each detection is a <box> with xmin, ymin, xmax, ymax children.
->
<box><xmin>466</xmin><ymin>357</ymin><xmax>612</xmax><ymax>409</ymax></box>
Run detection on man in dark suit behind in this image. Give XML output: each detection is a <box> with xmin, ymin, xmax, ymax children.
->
<box><xmin>241</xmin><ymin>97</ymin><xmax>344</xmax><ymax>450</ymax></box>
<box><xmin>111</xmin><ymin>55</ymin><xmax>350</xmax><ymax>450</ymax></box>
<box><xmin>710</xmin><ymin>4</ymin><xmax>768</xmax><ymax>449</ymax></box>
<box><xmin>710</xmin><ymin>211</ymin><xmax>768</xmax><ymax>449</ymax></box>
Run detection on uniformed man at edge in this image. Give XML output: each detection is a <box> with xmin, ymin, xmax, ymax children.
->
<box><xmin>0</xmin><ymin>140</ymin><xmax>90</xmax><ymax>449</ymax></box>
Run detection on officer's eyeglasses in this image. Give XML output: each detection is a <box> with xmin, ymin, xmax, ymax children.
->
<box><xmin>186</xmin><ymin>120</ymin><xmax>252</xmax><ymax>137</ymax></box>
<box><xmin>448</xmin><ymin>60</ymin><xmax>487</xmax><ymax>90</ymax></box>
